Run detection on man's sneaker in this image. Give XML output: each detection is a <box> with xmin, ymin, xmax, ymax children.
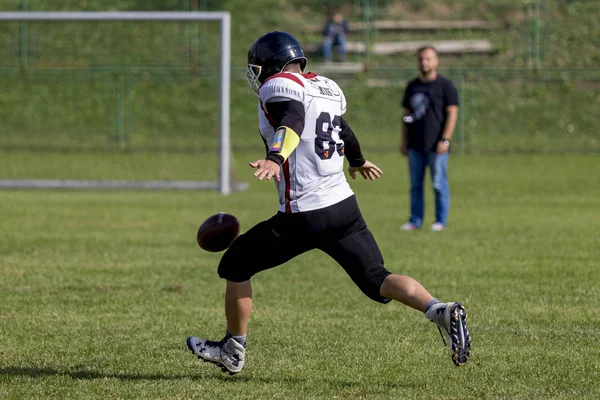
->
<box><xmin>401</xmin><ymin>222</ymin><xmax>418</xmax><ymax>231</ymax></box>
<box><xmin>425</xmin><ymin>302</ymin><xmax>471</xmax><ymax>366</ymax></box>
<box><xmin>431</xmin><ymin>223</ymin><xmax>445</xmax><ymax>231</ymax></box>
<box><xmin>186</xmin><ymin>336</ymin><xmax>246</xmax><ymax>375</ymax></box>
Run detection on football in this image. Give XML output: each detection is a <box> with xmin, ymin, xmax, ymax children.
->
<box><xmin>196</xmin><ymin>212</ymin><xmax>240</xmax><ymax>252</ymax></box>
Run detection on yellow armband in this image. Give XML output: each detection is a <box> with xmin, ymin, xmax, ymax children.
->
<box><xmin>269</xmin><ymin>126</ymin><xmax>300</xmax><ymax>162</ymax></box>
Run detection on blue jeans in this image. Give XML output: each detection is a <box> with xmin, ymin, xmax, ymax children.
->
<box><xmin>323</xmin><ymin>33</ymin><xmax>347</xmax><ymax>62</ymax></box>
<box><xmin>407</xmin><ymin>149</ymin><xmax>450</xmax><ymax>227</ymax></box>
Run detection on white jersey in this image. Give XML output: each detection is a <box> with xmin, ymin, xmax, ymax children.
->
<box><xmin>257</xmin><ymin>72</ymin><xmax>354</xmax><ymax>213</ymax></box>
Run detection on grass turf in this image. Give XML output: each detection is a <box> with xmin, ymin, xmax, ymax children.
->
<box><xmin>1</xmin><ymin>153</ymin><xmax>599</xmax><ymax>399</ymax></box>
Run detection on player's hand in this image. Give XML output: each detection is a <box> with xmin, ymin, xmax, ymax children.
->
<box><xmin>348</xmin><ymin>160</ymin><xmax>383</xmax><ymax>181</ymax></box>
<box><xmin>400</xmin><ymin>141</ymin><xmax>408</xmax><ymax>156</ymax></box>
<box><xmin>436</xmin><ymin>140</ymin><xmax>450</xmax><ymax>154</ymax></box>
<box><xmin>249</xmin><ymin>159</ymin><xmax>281</xmax><ymax>182</ymax></box>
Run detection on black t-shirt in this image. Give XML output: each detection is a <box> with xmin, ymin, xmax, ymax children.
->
<box><xmin>402</xmin><ymin>75</ymin><xmax>459</xmax><ymax>152</ymax></box>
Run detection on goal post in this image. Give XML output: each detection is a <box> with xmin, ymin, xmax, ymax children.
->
<box><xmin>0</xmin><ymin>11</ymin><xmax>240</xmax><ymax>194</ymax></box>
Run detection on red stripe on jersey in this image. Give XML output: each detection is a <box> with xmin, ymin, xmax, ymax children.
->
<box><xmin>262</xmin><ymin>72</ymin><xmax>305</xmax><ymax>88</ymax></box>
<box><xmin>283</xmin><ymin>160</ymin><xmax>292</xmax><ymax>213</ymax></box>
<box><xmin>302</xmin><ymin>72</ymin><xmax>317</xmax><ymax>79</ymax></box>
<box><xmin>259</xmin><ymin>100</ymin><xmax>279</xmax><ymax>128</ymax></box>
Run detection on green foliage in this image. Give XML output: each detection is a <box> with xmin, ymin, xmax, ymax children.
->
<box><xmin>0</xmin><ymin>0</ymin><xmax>598</xmax><ymax>162</ymax></box>
<box><xmin>465</xmin><ymin>78</ymin><xmax>599</xmax><ymax>153</ymax></box>
<box><xmin>287</xmin><ymin>0</ymin><xmax>348</xmax><ymax>13</ymax></box>
<box><xmin>543</xmin><ymin>1</ymin><xmax>600</xmax><ymax>67</ymax></box>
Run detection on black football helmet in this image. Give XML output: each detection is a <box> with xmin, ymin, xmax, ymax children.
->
<box><xmin>246</xmin><ymin>31</ymin><xmax>308</xmax><ymax>93</ymax></box>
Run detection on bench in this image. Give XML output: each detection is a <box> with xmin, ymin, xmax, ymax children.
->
<box><xmin>304</xmin><ymin>39</ymin><xmax>495</xmax><ymax>56</ymax></box>
<box><xmin>308</xmin><ymin>62</ymin><xmax>365</xmax><ymax>74</ymax></box>
<box><xmin>372</xmin><ymin>39</ymin><xmax>494</xmax><ymax>55</ymax></box>
<box><xmin>300</xmin><ymin>20</ymin><xmax>504</xmax><ymax>33</ymax></box>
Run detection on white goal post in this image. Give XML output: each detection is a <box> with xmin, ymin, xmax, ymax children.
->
<box><xmin>0</xmin><ymin>11</ymin><xmax>238</xmax><ymax>194</ymax></box>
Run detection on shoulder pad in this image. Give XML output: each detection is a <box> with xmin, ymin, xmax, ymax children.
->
<box><xmin>259</xmin><ymin>72</ymin><xmax>305</xmax><ymax>104</ymax></box>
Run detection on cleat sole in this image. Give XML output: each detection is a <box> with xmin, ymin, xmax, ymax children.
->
<box><xmin>449</xmin><ymin>303</ymin><xmax>471</xmax><ymax>366</ymax></box>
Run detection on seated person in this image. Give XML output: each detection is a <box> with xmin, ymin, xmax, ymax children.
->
<box><xmin>322</xmin><ymin>9</ymin><xmax>349</xmax><ymax>63</ymax></box>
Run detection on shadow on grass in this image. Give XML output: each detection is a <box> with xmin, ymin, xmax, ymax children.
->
<box><xmin>0</xmin><ymin>365</ymin><xmax>204</xmax><ymax>381</ymax></box>
<box><xmin>0</xmin><ymin>365</ymin><xmax>307</xmax><ymax>384</ymax></box>
<box><xmin>0</xmin><ymin>365</ymin><xmax>427</xmax><ymax>390</ymax></box>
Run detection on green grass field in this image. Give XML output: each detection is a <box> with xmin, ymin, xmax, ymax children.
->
<box><xmin>1</xmin><ymin>1</ymin><xmax>598</xmax><ymax>397</ymax></box>
<box><xmin>1</xmin><ymin>153</ymin><xmax>599</xmax><ymax>399</ymax></box>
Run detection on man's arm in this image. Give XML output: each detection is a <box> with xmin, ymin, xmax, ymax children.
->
<box><xmin>264</xmin><ymin>99</ymin><xmax>305</xmax><ymax>165</ymax></box>
<box><xmin>249</xmin><ymin>99</ymin><xmax>305</xmax><ymax>181</ymax></box>
<box><xmin>400</xmin><ymin>108</ymin><xmax>410</xmax><ymax>156</ymax></box>
<box><xmin>436</xmin><ymin>80</ymin><xmax>459</xmax><ymax>154</ymax></box>
<box><xmin>339</xmin><ymin>117</ymin><xmax>365</xmax><ymax>167</ymax></box>
<box><xmin>435</xmin><ymin>105</ymin><xmax>458</xmax><ymax>154</ymax></box>
<box><xmin>339</xmin><ymin>118</ymin><xmax>382</xmax><ymax>180</ymax></box>
<box><xmin>442</xmin><ymin>105</ymin><xmax>458</xmax><ymax>141</ymax></box>
<box><xmin>442</xmin><ymin>80</ymin><xmax>459</xmax><ymax>142</ymax></box>
<box><xmin>400</xmin><ymin>82</ymin><xmax>412</xmax><ymax>156</ymax></box>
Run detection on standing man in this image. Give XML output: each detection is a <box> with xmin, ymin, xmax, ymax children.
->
<box><xmin>400</xmin><ymin>46</ymin><xmax>459</xmax><ymax>231</ymax></box>
<box><xmin>186</xmin><ymin>32</ymin><xmax>470</xmax><ymax>375</ymax></box>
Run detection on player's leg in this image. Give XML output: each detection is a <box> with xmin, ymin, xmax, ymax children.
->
<box><xmin>319</xmin><ymin>197</ymin><xmax>470</xmax><ymax>365</ymax></box>
<box><xmin>318</xmin><ymin>207</ymin><xmax>432</xmax><ymax>308</ymax></box>
<box><xmin>428</xmin><ymin>151</ymin><xmax>450</xmax><ymax>230</ymax></box>
<box><xmin>379</xmin><ymin>274</ymin><xmax>435</xmax><ymax>311</ymax></box>
<box><xmin>316</xmin><ymin>196</ymin><xmax>391</xmax><ymax>303</ymax></box>
<box><xmin>187</xmin><ymin>214</ymin><xmax>315</xmax><ymax>375</ymax></box>
<box><xmin>379</xmin><ymin>260</ymin><xmax>470</xmax><ymax>365</ymax></box>
<box><xmin>405</xmin><ymin>149</ymin><xmax>427</xmax><ymax>229</ymax></box>
<box><xmin>379</xmin><ymin>269</ymin><xmax>470</xmax><ymax>365</ymax></box>
<box><xmin>319</xmin><ymin>222</ymin><xmax>391</xmax><ymax>303</ymax></box>
<box><xmin>224</xmin><ymin>280</ymin><xmax>252</xmax><ymax>336</ymax></box>
<box><xmin>323</xmin><ymin>230</ymin><xmax>471</xmax><ymax>366</ymax></box>
<box><xmin>186</xmin><ymin>279</ymin><xmax>251</xmax><ymax>375</ymax></box>
<box><xmin>218</xmin><ymin>212</ymin><xmax>317</xmax><ymax>332</ymax></box>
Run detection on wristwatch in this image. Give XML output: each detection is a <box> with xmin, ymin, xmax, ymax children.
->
<box><xmin>442</xmin><ymin>139</ymin><xmax>450</xmax><ymax>147</ymax></box>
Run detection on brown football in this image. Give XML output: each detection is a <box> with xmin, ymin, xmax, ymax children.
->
<box><xmin>196</xmin><ymin>213</ymin><xmax>240</xmax><ymax>252</ymax></box>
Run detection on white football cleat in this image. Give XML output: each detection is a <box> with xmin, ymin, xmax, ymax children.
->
<box><xmin>186</xmin><ymin>336</ymin><xmax>246</xmax><ymax>375</ymax></box>
<box><xmin>425</xmin><ymin>302</ymin><xmax>471</xmax><ymax>366</ymax></box>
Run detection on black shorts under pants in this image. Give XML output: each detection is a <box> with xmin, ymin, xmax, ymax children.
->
<box><xmin>218</xmin><ymin>195</ymin><xmax>391</xmax><ymax>303</ymax></box>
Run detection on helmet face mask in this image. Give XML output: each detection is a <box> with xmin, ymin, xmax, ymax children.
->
<box><xmin>246</xmin><ymin>31</ymin><xmax>308</xmax><ymax>94</ymax></box>
<box><xmin>246</xmin><ymin>64</ymin><xmax>262</xmax><ymax>94</ymax></box>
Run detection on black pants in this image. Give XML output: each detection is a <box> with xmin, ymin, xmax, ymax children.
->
<box><xmin>218</xmin><ymin>195</ymin><xmax>391</xmax><ymax>303</ymax></box>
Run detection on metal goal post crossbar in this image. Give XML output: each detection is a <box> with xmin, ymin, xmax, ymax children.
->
<box><xmin>0</xmin><ymin>11</ymin><xmax>239</xmax><ymax>194</ymax></box>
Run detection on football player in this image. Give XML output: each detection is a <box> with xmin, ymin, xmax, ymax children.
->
<box><xmin>186</xmin><ymin>31</ymin><xmax>471</xmax><ymax>374</ymax></box>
